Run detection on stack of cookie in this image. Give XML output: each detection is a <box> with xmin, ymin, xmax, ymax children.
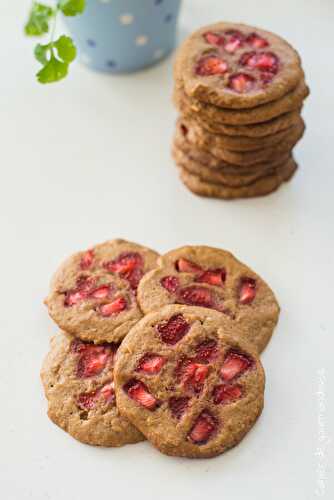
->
<box><xmin>42</xmin><ymin>239</ymin><xmax>280</xmax><ymax>458</ymax></box>
<box><xmin>172</xmin><ymin>22</ymin><xmax>309</xmax><ymax>199</ymax></box>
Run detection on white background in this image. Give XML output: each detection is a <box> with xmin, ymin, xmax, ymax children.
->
<box><xmin>1</xmin><ymin>1</ymin><xmax>333</xmax><ymax>499</ymax></box>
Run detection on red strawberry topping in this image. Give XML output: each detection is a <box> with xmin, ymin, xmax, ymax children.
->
<box><xmin>177</xmin><ymin>285</ymin><xmax>215</xmax><ymax>309</ymax></box>
<box><xmin>160</xmin><ymin>275</ymin><xmax>180</xmax><ymax>293</ymax></box>
<box><xmin>196</xmin><ymin>55</ymin><xmax>228</xmax><ymax>76</ymax></box>
<box><xmin>181</xmin><ymin>362</ymin><xmax>209</xmax><ymax>392</ymax></box>
<box><xmin>169</xmin><ymin>397</ymin><xmax>190</xmax><ymax>420</ymax></box>
<box><xmin>89</xmin><ymin>284</ymin><xmax>112</xmax><ymax>299</ymax></box>
<box><xmin>124</xmin><ymin>380</ymin><xmax>159</xmax><ymax>411</ymax></box>
<box><xmin>64</xmin><ymin>276</ymin><xmax>97</xmax><ymax>307</ymax></box>
<box><xmin>239</xmin><ymin>278</ymin><xmax>256</xmax><ymax>304</ymax></box>
<box><xmin>137</xmin><ymin>353</ymin><xmax>166</xmax><ymax>374</ymax></box>
<box><xmin>195</xmin><ymin>339</ymin><xmax>219</xmax><ymax>363</ymax></box>
<box><xmin>246</xmin><ymin>32</ymin><xmax>269</xmax><ymax>49</ymax></box>
<box><xmin>74</xmin><ymin>343</ymin><xmax>112</xmax><ymax>378</ymax></box>
<box><xmin>77</xmin><ymin>389</ymin><xmax>99</xmax><ymax>410</ymax></box>
<box><xmin>104</xmin><ymin>252</ymin><xmax>144</xmax><ymax>290</ymax></box>
<box><xmin>80</xmin><ymin>249</ymin><xmax>94</xmax><ymax>270</ymax></box>
<box><xmin>99</xmin><ymin>381</ymin><xmax>115</xmax><ymax>404</ymax></box>
<box><xmin>196</xmin><ymin>268</ymin><xmax>226</xmax><ymax>287</ymax></box>
<box><xmin>188</xmin><ymin>411</ymin><xmax>217</xmax><ymax>444</ymax></box>
<box><xmin>221</xmin><ymin>351</ymin><xmax>253</xmax><ymax>381</ymax></box>
<box><xmin>204</xmin><ymin>31</ymin><xmax>225</xmax><ymax>46</ymax></box>
<box><xmin>224</xmin><ymin>30</ymin><xmax>244</xmax><ymax>53</ymax></box>
<box><xmin>213</xmin><ymin>384</ymin><xmax>243</xmax><ymax>405</ymax></box>
<box><xmin>240</xmin><ymin>51</ymin><xmax>279</xmax><ymax>74</ymax></box>
<box><xmin>98</xmin><ymin>296</ymin><xmax>127</xmax><ymax>317</ymax></box>
<box><xmin>175</xmin><ymin>258</ymin><xmax>202</xmax><ymax>274</ymax></box>
<box><xmin>229</xmin><ymin>73</ymin><xmax>256</xmax><ymax>93</ymax></box>
<box><xmin>64</xmin><ymin>290</ymin><xmax>87</xmax><ymax>307</ymax></box>
<box><xmin>156</xmin><ymin>314</ymin><xmax>190</xmax><ymax>345</ymax></box>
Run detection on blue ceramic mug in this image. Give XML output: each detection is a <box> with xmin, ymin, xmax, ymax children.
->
<box><xmin>64</xmin><ymin>0</ymin><xmax>182</xmax><ymax>73</ymax></box>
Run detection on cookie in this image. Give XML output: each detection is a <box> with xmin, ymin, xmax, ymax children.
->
<box><xmin>114</xmin><ymin>305</ymin><xmax>265</xmax><ymax>458</ymax></box>
<box><xmin>177</xmin><ymin>117</ymin><xmax>302</xmax><ymax>152</ymax></box>
<box><xmin>174</xmin><ymin>80</ymin><xmax>309</xmax><ymax>125</ymax></box>
<box><xmin>175</xmin><ymin>119</ymin><xmax>304</xmax><ymax>166</ymax></box>
<box><xmin>173</xmin><ymin>146</ymin><xmax>294</xmax><ymax>187</ymax></box>
<box><xmin>137</xmin><ymin>246</ymin><xmax>280</xmax><ymax>352</ymax></box>
<box><xmin>41</xmin><ymin>331</ymin><xmax>144</xmax><ymax>447</ymax></box>
<box><xmin>179</xmin><ymin>108</ymin><xmax>302</xmax><ymax>137</ymax></box>
<box><xmin>178</xmin><ymin>159</ymin><xmax>297</xmax><ymax>200</ymax></box>
<box><xmin>45</xmin><ymin>239</ymin><xmax>159</xmax><ymax>344</ymax></box>
<box><xmin>174</xmin><ymin>22</ymin><xmax>303</xmax><ymax>109</ymax></box>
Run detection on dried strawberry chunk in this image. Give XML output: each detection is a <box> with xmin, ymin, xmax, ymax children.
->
<box><xmin>98</xmin><ymin>296</ymin><xmax>127</xmax><ymax>317</ymax></box>
<box><xmin>221</xmin><ymin>351</ymin><xmax>253</xmax><ymax>381</ymax></box>
<box><xmin>89</xmin><ymin>284</ymin><xmax>112</xmax><ymax>299</ymax></box>
<box><xmin>100</xmin><ymin>381</ymin><xmax>115</xmax><ymax>404</ymax></box>
<box><xmin>229</xmin><ymin>73</ymin><xmax>256</xmax><ymax>93</ymax></box>
<box><xmin>137</xmin><ymin>353</ymin><xmax>166</xmax><ymax>374</ymax></box>
<box><xmin>196</xmin><ymin>55</ymin><xmax>228</xmax><ymax>76</ymax></box>
<box><xmin>180</xmin><ymin>361</ymin><xmax>209</xmax><ymax>393</ymax></box>
<box><xmin>195</xmin><ymin>339</ymin><xmax>219</xmax><ymax>363</ymax></box>
<box><xmin>239</xmin><ymin>277</ymin><xmax>256</xmax><ymax>304</ymax></box>
<box><xmin>224</xmin><ymin>29</ymin><xmax>244</xmax><ymax>53</ymax></box>
<box><xmin>64</xmin><ymin>276</ymin><xmax>96</xmax><ymax>307</ymax></box>
<box><xmin>64</xmin><ymin>289</ymin><xmax>87</xmax><ymax>307</ymax></box>
<box><xmin>104</xmin><ymin>252</ymin><xmax>144</xmax><ymax>290</ymax></box>
<box><xmin>77</xmin><ymin>389</ymin><xmax>99</xmax><ymax>410</ymax></box>
<box><xmin>73</xmin><ymin>343</ymin><xmax>112</xmax><ymax>378</ymax></box>
<box><xmin>177</xmin><ymin>285</ymin><xmax>214</xmax><ymax>308</ymax></box>
<box><xmin>175</xmin><ymin>258</ymin><xmax>202</xmax><ymax>274</ymax></box>
<box><xmin>188</xmin><ymin>411</ymin><xmax>217</xmax><ymax>445</ymax></box>
<box><xmin>156</xmin><ymin>314</ymin><xmax>190</xmax><ymax>345</ymax></box>
<box><xmin>160</xmin><ymin>275</ymin><xmax>180</xmax><ymax>293</ymax></box>
<box><xmin>169</xmin><ymin>397</ymin><xmax>190</xmax><ymax>420</ymax></box>
<box><xmin>204</xmin><ymin>31</ymin><xmax>225</xmax><ymax>46</ymax></box>
<box><xmin>196</xmin><ymin>268</ymin><xmax>226</xmax><ymax>287</ymax></box>
<box><xmin>213</xmin><ymin>384</ymin><xmax>243</xmax><ymax>405</ymax></box>
<box><xmin>124</xmin><ymin>380</ymin><xmax>159</xmax><ymax>411</ymax></box>
<box><xmin>246</xmin><ymin>32</ymin><xmax>269</xmax><ymax>49</ymax></box>
<box><xmin>80</xmin><ymin>249</ymin><xmax>94</xmax><ymax>270</ymax></box>
<box><xmin>240</xmin><ymin>51</ymin><xmax>279</xmax><ymax>74</ymax></box>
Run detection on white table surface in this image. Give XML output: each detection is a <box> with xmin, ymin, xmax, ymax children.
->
<box><xmin>1</xmin><ymin>1</ymin><xmax>333</xmax><ymax>499</ymax></box>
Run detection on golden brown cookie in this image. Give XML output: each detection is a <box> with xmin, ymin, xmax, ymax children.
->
<box><xmin>174</xmin><ymin>22</ymin><xmax>303</xmax><ymax>109</ymax></box>
<box><xmin>177</xmin><ymin>116</ymin><xmax>303</xmax><ymax>152</ymax></box>
<box><xmin>173</xmin><ymin>145</ymin><xmax>294</xmax><ymax>187</ymax></box>
<box><xmin>45</xmin><ymin>239</ymin><xmax>159</xmax><ymax>344</ymax></box>
<box><xmin>114</xmin><ymin>305</ymin><xmax>265</xmax><ymax>458</ymax></box>
<box><xmin>41</xmin><ymin>331</ymin><xmax>144</xmax><ymax>447</ymax></box>
<box><xmin>174</xmin><ymin>80</ymin><xmax>309</xmax><ymax>125</ymax></box>
<box><xmin>137</xmin><ymin>246</ymin><xmax>280</xmax><ymax>352</ymax></box>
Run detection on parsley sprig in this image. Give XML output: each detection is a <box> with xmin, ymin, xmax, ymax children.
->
<box><xmin>25</xmin><ymin>1</ymin><xmax>86</xmax><ymax>84</ymax></box>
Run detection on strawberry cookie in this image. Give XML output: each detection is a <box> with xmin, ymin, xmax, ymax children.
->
<box><xmin>114</xmin><ymin>305</ymin><xmax>265</xmax><ymax>458</ymax></box>
<box><xmin>45</xmin><ymin>240</ymin><xmax>159</xmax><ymax>344</ymax></box>
<box><xmin>175</xmin><ymin>22</ymin><xmax>303</xmax><ymax>109</ymax></box>
<box><xmin>41</xmin><ymin>332</ymin><xmax>144</xmax><ymax>447</ymax></box>
<box><xmin>137</xmin><ymin>246</ymin><xmax>280</xmax><ymax>352</ymax></box>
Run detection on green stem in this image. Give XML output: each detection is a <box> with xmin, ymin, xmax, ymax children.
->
<box><xmin>49</xmin><ymin>3</ymin><xmax>59</xmax><ymax>55</ymax></box>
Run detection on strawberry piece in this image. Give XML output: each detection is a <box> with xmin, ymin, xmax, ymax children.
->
<box><xmin>188</xmin><ymin>411</ymin><xmax>217</xmax><ymax>445</ymax></box>
<box><xmin>204</xmin><ymin>31</ymin><xmax>225</xmax><ymax>46</ymax></box>
<box><xmin>137</xmin><ymin>353</ymin><xmax>166</xmax><ymax>374</ymax></box>
<box><xmin>156</xmin><ymin>314</ymin><xmax>190</xmax><ymax>345</ymax></box>
<box><xmin>195</xmin><ymin>339</ymin><xmax>219</xmax><ymax>363</ymax></box>
<box><xmin>239</xmin><ymin>277</ymin><xmax>256</xmax><ymax>304</ymax></box>
<box><xmin>100</xmin><ymin>381</ymin><xmax>115</xmax><ymax>404</ymax></box>
<box><xmin>229</xmin><ymin>73</ymin><xmax>256</xmax><ymax>93</ymax></box>
<box><xmin>160</xmin><ymin>275</ymin><xmax>180</xmax><ymax>293</ymax></box>
<box><xmin>175</xmin><ymin>258</ymin><xmax>202</xmax><ymax>274</ymax></box>
<box><xmin>80</xmin><ymin>249</ymin><xmax>94</xmax><ymax>270</ymax></box>
<box><xmin>196</xmin><ymin>55</ymin><xmax>228</xmax><ymax>76</ymax></box>
<box><xmin>240</xmin><ymin>51</ymin><xmax>279</xmax><ymax>74</ymax></box>
<box><xmin>177</xmin><ymin>285</ymin><xmax>215</xmax><ymax>309</ymax></box>
<box><xmin>76</xmin><ymin>344</ymin><xmax>111</xmax><ymax>378</ymax></box>
<box><xmin>221</xmin><ymin>351</ymin><xmax>253</xmax><ymax>381</ymax></box>
<box><xmin>224</xmin><ymin>30</ymin><xmax>244</xmax><ymax>53</ymax></box>
<box><xmin>76</xmin><ymin>276</ymin><xmax>96</xmax><ymax>292</ymax></box>
<box><xmin>98</xmin><ymin>296</ymin><xmax>127</xmax><ymax>317</ymax></box>
<box><xmin>124</xmin><ymin>380</ymin><xmax>159</xmax><ymax>411</ymax></box>
<box><xmin>246</xmin><ymin>32</ymin><xmax>269</xmax><ymax>49</ymax></box>
<box><xmin>77</xmin><ymin>389</ymin><xmax>99</xmax><ymax>410</ymax></box>
<box><xmin>213</xmin><ymin>384</ymin><xmax>243</xmax><ymax>405</ymax></box>
<box><xmin>196</xmin><ymin>268</ymin><xmax>226</xmax><ymax>287</ymax></box>
<box><xmin>181</xmin><ymin>362</ymin><xmax>209</xmax><ymax>393</ymax></box>
<box><xmin>169</xmin><ymin>397</ymin><xmax>190</xmax><ymax>420</ymax></box>
<box><xmin>260</xmin><ymin>72</ymin><xmax>274</xmax><ymax>85</ymax></box>
<box><xmin>104</xmin><ymin>252</ymin><xmax>142</xmax><ymax>275</ymax></box>
<box><xmin>89</xmin><ymin>284</ymin><xmax>111</xmax><ymax>299</ymax></box>
<box><xmin>64</xmin><ymin>289</ymin><xmax>87</xmax><ymax>307</ymax></box>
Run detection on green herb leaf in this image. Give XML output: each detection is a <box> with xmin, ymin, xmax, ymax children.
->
<box><xmin>34</xmin><ymin>42</ymin><xmax>50</xmax><ymax>65</ymax></box>
<box><xmin>54</xmin><ymin>35</ymin><xmax>77</xmax><ymax>63</ymax></box>
<box><xmin>58</xmin><ymin>0</ymin><xmax>85</xmax><ymax>17</ymax></box>
<box><xmin>25</xmin><ymin>2</ymin><xmax>54</xmax><ymax>36</ymax></box>
<box><xmin>36</xmin><ymin>54</ymin><xmax>68</xmax><ymax>84</ymax></box>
